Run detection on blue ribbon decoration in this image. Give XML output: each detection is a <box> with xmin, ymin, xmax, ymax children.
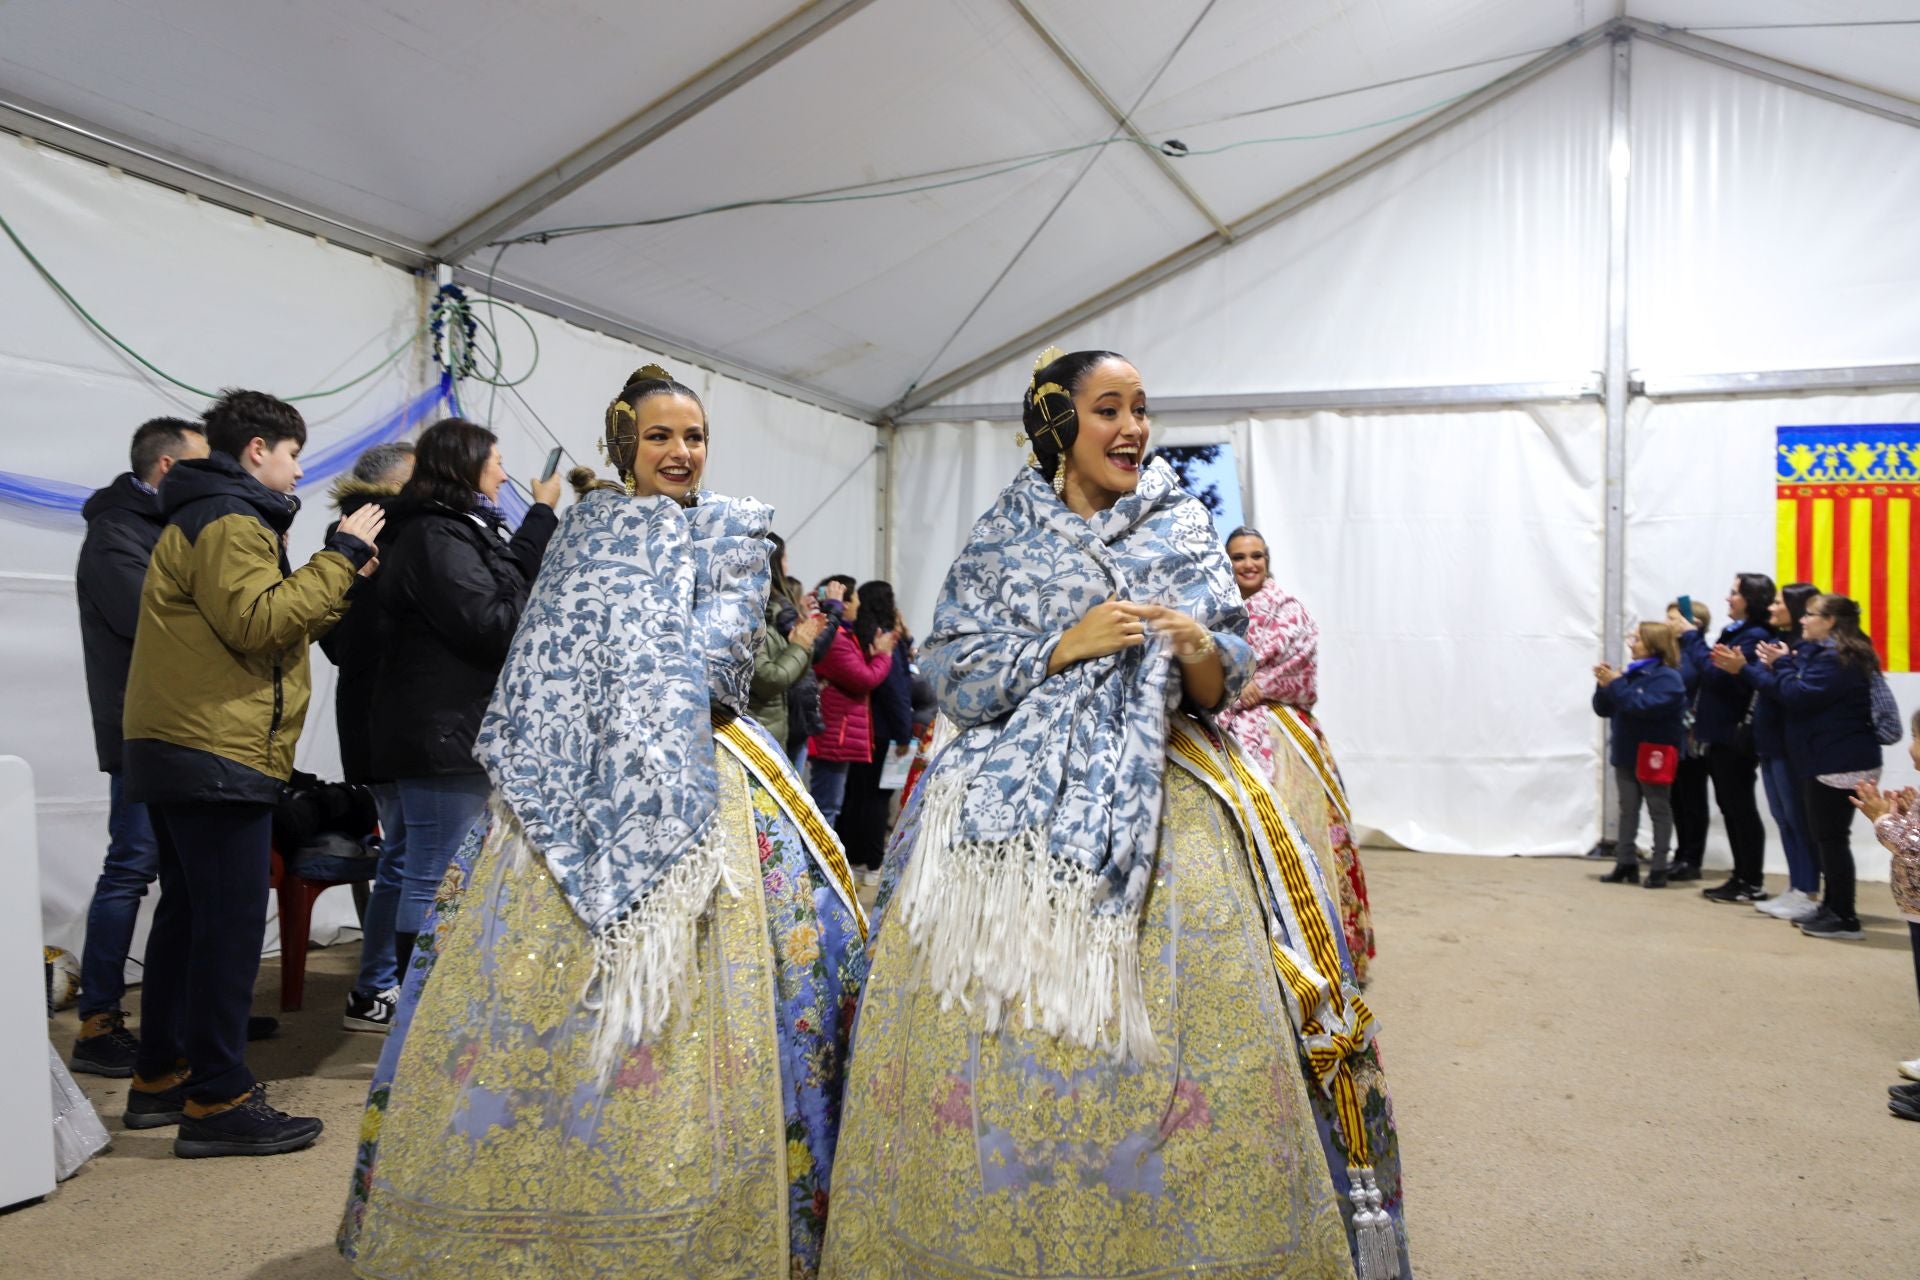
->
<box><xmin>0</xmin><ymin>374</ymin><xmax>458</xmax><ymax>529</ymax></box>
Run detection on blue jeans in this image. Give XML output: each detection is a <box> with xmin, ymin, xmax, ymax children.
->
<box><xmin>393</xmin><ymin>775</ymin><xmax>492</xmax><ymax>936</ymax></box>
<box><xmin>352</xmin><ymin>783</ymin><xmax>405</xmax><ymax>996</ymax></box>
<box><xmin>809</xmin><ymin>759</ymin><xmax>850</xmax><ymax>828</ymax></box>
<box><xmin>1759</xmin><ymin>754</ymin><xmax>1819</xmax><ymax>895</ymax></box>
<box><xmin>78</xmin><ymin>772</ymin><xmax>160</xmax><ymax>1019</ymax></box>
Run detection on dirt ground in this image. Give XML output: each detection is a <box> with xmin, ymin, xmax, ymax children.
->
<box><xmin>15</xmin><ymin>849</ymin><xmax>1920</xmax><ymax>1279</ymax></box>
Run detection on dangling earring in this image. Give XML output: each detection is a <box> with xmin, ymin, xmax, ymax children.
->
<box><xmin>622</xmin><ymin>470</ymin><xmax>638</xmax><ymax>496</ymax></box>
<box><xmin>1052</xmin><ymin>459</ymin><xmax>1067</xmax><ymax>497</ymax></box>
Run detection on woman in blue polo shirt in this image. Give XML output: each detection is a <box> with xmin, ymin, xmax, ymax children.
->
<box><xmin>1593</xmin><ymin>622</ymin><xmax>1689</xmax><ymax>888</ymax></box>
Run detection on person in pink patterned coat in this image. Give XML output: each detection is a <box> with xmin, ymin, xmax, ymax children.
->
<box><xmin>1215</xmin><ymin>527</ymin><xmax>1378</xmax><ymax>982</ymax></box>
<box><xmin>1854</xmin><ymin>710</ymin><xmax>1920</xmax><ymax>1111</ymax></box>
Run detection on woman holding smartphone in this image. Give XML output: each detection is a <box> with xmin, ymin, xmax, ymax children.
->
<box><xmin>367</xmin><ymin>420</ymin><xmax>562</xmax><ymax>983</ymax></box>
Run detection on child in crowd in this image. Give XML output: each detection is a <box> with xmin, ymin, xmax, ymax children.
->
<box><xmin>1854</xmin><ymin>708</ymin><xmax>1920</xmax><ymax>1117</ymax></box>
<box><xmin>121</xmin><ymin>389</ymin><xmax>381</xmax><ymax>1158</ymax></box>
<box><xmin>1593</xmin><ymin>622</ymin><xmax>1689</xmax><ymax>887</ymax></box>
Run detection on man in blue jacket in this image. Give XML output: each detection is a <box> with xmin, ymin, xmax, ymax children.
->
<box><xmin>69</xmin><ymin>419</ymin><xmax>207</xmax><ymax>1076</ymax></box>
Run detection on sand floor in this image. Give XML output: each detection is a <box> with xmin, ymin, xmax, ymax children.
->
<box><xmin>15</xmin><ymin>849</ymin><xmax>1920</xmax><ymax>1279</ymax></box>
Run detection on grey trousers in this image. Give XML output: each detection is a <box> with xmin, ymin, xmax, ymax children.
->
<box><xmin>1615</xmin><ymin>764</ymin><xmax>1673</xmax><ymax>871</ymax></box>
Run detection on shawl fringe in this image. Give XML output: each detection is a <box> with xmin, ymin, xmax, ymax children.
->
<box><xmin>894</xmin><ymin>769</ymin><xmax>1163</xmax><ymax>1065</ymax></box>
<box><xmin>580</xmin><ymin>811</ymin><xmax>740</xmax><ymax>1081</ymax></box>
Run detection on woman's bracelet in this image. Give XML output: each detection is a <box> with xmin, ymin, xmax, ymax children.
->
<box><xmin>1175</xmin><ymin>631</ymin><xmax>1217</xmax><ymax>665</ymax></box>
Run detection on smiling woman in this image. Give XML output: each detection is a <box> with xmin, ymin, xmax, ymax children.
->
<box><xmin>820</xmin><ymin>348</ymin><xmax>1413</xmax><ymax>1280</ymax></box>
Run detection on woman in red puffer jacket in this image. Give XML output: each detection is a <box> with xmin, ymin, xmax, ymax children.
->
<box><xmin>807</xmin><ymin>574</ymin><xmax>897</xmax><ymax>827</ymax></box>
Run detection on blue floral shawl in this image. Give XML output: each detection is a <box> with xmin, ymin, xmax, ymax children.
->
<box><xmin>473</xmin><ymin>487</ymin><xmax>771</xmax><ymax>1051</ymax></box>
<box><xmin>894</xmin><ymin>458</ymin><xmax>1252</xmax><ymax>1062</ymax></box>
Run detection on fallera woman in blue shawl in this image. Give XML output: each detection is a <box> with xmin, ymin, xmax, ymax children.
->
<box><xmin>339</xmin><ymin>366</ymin><xmax>867</xmax><ymax>1280</ymax></box>
<box><xmin>821</xmin><ymin>350</ymin><xmax>1412</xmax><ymax>1280</ymax></box>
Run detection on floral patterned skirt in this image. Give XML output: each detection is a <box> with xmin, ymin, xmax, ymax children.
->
<box><xmin>819</xmin><ymin>764</ymin><xmax>1365</xmax><ymax>1279</ymax></box>
<box><xmin>339</xmin><ymin>749</ymin><xmax>865</xmax><ymax>1280</ymax></box>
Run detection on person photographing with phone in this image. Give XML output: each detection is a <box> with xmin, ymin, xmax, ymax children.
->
<box><xmin>1593</xmin><ymin>622</ymin><xmax>1688</xmax><ymax>887</ymax></box>
<box><xmin>368</xmin><ymin>420</ymin><xmax>563</xmax><ymax>983</ymax></box>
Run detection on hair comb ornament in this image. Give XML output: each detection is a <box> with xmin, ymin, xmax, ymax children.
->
<box><xmin>631</xmin><ymin>363</ymin><xmax>673</xmax><ymax>384</ymax></box>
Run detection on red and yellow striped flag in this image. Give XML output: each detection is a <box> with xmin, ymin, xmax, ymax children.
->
<box><xmin>1776</xmin><ymin>425</ymin><xmax>1920</xmax><ymax>672</ymax></box>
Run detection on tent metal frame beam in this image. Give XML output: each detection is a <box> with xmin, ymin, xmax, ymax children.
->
<box><xmin>430</xmin><ymin>0</ymin><xmax>878</xmax><ymax>264</ymax></box>
<box><xmin>892</xmin><ymin>21</ymin><xmax>1615</xmax><ymax>416</ymax></box>
<box><xmin>448</xmin><ymin>266</ymin><xmax>879</xmax><ymax>422</ymax></box>
<box><xmin>897</xmin><ymin>377</ymin><xmax>1601</xmax><ymax>423</ymax></box>
<box><xmin>1003</xmin><ymin>0</ymin><xmax>1232</xmax><ymax>240</ymax></box>
<box><xmin>1624</xmin><ymin>18</ymin><xmax>1920</xmax><ymax>129</ymax></box>
<box><xmin>0</xmin><ymin>94</ymin><xmax>432</xmax><ymax>270</ymax></box>
<box><xmin>1639</xmin><ymin>364</ymin><xmax>1920</xmax><ymax>399</ymax></box>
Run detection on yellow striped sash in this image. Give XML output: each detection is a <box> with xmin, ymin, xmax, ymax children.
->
<box><xmin>1270</xmin><ymin>705</ymin><xmax>1353</xmax><ymax>828</ymax></box>
<box><xmin>1167</xmin><ymin>717</ymin><xmax>1374</xmax><ymax>1163</ymax></box>
<box><xmin>716</xmin><ymin>720</ymin><xmax>868</xmax><ymax>939</ymax></box>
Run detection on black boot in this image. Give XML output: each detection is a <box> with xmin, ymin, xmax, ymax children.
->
<box><xmin>1598</xmin><ymin>863</ymin><xmax>1640</xmax><ymax>884</ymax></box>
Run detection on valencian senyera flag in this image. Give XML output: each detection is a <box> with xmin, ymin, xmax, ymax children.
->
<box><xmin>1776</xmin><ymin>424</ymin><xmax>1920</xmax><ymax>672</ymax></box>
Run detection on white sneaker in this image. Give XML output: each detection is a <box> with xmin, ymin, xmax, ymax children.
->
<box><xmin>1756</xmin><ymin>888</ymin><xmax>1818</xmax><ymax>921</ymax></box>
<box><xmin>1900</xmin><ymin>1058</ymin><xmax>1920</xmax><ymax>1083</ymax></box>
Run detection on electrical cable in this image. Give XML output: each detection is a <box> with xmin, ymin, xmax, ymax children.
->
<box><xmin>0</xmin><ymin>202</ymin><xmax>434</xmax><ymax>402</ymax></box>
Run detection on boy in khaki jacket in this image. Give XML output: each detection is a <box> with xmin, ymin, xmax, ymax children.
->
<box><xmin>121</xmin><ymin>389</ymin><xmax>383</xmax><ymax>1157</ymax></box>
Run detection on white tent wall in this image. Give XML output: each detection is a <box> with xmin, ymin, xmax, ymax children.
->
<box><xmin>1627</xmin><ymin>43</ymin><xmax>1920</xmax><ymax>380</ymax></box>
<box><xmin>0</xmin><ymin>138</ymin><xmax>879</xmax><ymax>964</ymax></box>
<box><xmin>1243</xmin><ymin>403</ymin><xmax>1605</xmax><ymax>856</ymax></box>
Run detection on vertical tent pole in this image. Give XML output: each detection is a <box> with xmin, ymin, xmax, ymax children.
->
<box><xmin>1600</xmin><ymin>31</ymin><xmax>1633</xmax><ymax>843</ymax></box>
<box><xmin>877</xmin><ymin>420</ymin><xmax>896</xmax><ymax>583</ymax></box>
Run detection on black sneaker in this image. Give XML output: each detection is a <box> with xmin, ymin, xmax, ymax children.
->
<box><xmin>343</xmin><ymin>988</ymin><xmax>398</xmax><ymax>1034</ymax></box>
<box><xmin>1797</xmin><ymin>908</ymin><xmax>1864</xmax><ymax>940</ymax></box>
<box><xmin>1702</xmin><ymin>878</ymin><xmax>1763</xmax><ymax>903</ymax></box>
<box><xmin>1667</xmin><ymin>864</ymin><xmax>1703</xmax><ymax>883</ymax></box>
<box><xmin>123</xmin><ymin>1072</ymin><xmax>189</xmax><ymax>1130</ymax></box>
<box><xmin>1887</xmin><ymin>1080</ymin><xmax>1920</xmax><ymax>1102</ymax></box>
<box><xmin>174</xmin><ymin>1085</ymin><xmax>323</xmax><ymax>1159</ymax></box>
<box><xmin>70</xmin><ymin>1009</ymin><xmax>140</xmax><ymax>1078</ymax></box>
<box><xmin>247</xmin><ymin>1016</ymin><xmax>280</xmax><ymax>1042</ymax></box>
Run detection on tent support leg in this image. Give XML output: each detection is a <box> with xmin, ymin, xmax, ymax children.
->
<box><xmin>1600</xmin><ymin>32</ymin><xmax>1634</xmax><ymax>845</ymax></box>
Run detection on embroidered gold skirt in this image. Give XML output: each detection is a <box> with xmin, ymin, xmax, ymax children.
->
<box><xmin>820</xmin><ymin>764</ymin><xmax>1356</xmax><ymax>1279</ymax></box>
<box><xmin>349</xmin><ymin>752</ymin><xmax>813</xmax><ymax>1279</ymax></box>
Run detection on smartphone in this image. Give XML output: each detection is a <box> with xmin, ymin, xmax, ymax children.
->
<box><xmin>539</xmin><ymin>446</ymin><xmax>564</xmax><ymax>481</ymax></box>
<box><xmin>1677</xmin><ymin>594</ymin><xmax>1693</xmax><ymax>624</ymax></box>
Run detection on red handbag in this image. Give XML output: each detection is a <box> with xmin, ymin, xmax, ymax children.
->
<box><xmin>1635</xmin><ymin>742</ymin><xmax>1679</xmax><ymax>785</ymax></box>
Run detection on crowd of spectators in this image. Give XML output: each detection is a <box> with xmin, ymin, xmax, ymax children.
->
<box><xmin>1590</xmin><ymin>572</ymin><xmax>1914</xmax><ymax>1120</ymax></box>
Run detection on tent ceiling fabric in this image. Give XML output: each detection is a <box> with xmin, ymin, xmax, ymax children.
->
<box><xmin>1</xmin><ymin>1</ymin><xmax>1915</xmax><ymax>413</ymax></box>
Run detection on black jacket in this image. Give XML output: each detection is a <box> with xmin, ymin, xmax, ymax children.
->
<box><xmin>368</xmin><ymin>496</ymin><xmax>557</xmax><ymax>779</ymax></box>
<box><xmin>75</xmin><ymin>474</ymin><xmax>165</xmax><ymax>772</ymax></box>
<box><xmin>317</xmin><ymin>481</ymin><xmax>403</xmax><ymax>783</ymax></box>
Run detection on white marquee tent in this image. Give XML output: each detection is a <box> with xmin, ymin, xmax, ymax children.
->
<box><xmin>3</xmin><ymin>1</ymin><xmax>1918</xmax><ymax>956</ymax></box>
